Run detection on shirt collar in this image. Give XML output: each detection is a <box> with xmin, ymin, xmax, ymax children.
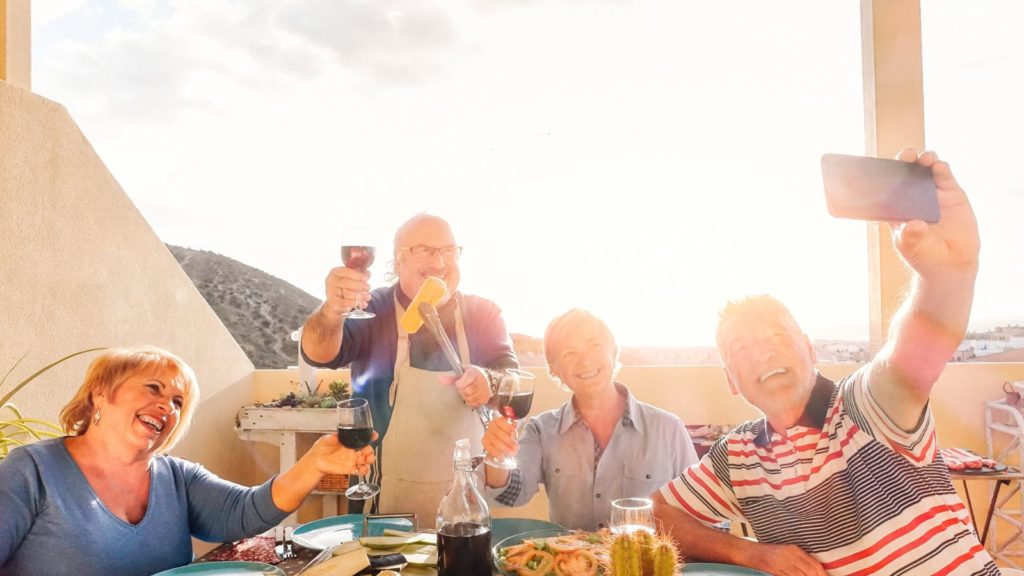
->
<box><xmin>753</xmin><ymin>372</ymin><xmax>836</xmax><ymax>448</ymax></box>
<box><xmin>557</xmin><ymin>381</ymin><xmax>639</xmax><ymax>435</ymax></box>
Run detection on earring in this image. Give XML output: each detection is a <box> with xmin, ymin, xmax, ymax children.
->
<box><xmin>93</xmin><ymin>409</ymin><xmax>101</xmax><ymax>426</ymax></box>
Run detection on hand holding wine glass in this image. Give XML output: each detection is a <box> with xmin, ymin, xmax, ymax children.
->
<box><xmin>337</xmin><ymin>398</ymin><xmax>380</xmax><ymax>500</ymax></box>
<box><xmin>340</xmin><ymin>226</ymin><xmax>376</xmax><ymax>320</ymax></box>
<box><xmin>485</xmin><ymin>369</ymin><xmax>535</xmax><ymax>470</ymax></box>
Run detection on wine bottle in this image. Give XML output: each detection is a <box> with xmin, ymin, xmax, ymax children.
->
<box><xmin>436</xmin><ymin>438</ymin><xmax>492</xmax><ymax>576</ymax></box>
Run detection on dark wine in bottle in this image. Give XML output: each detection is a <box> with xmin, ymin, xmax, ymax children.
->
<box><xmin>437</xmin><ymin>522</ymin><xmax>491</xmax><ymax>576</ymax></box>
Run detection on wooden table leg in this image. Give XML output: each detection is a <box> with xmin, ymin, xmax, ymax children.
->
<box><xmin>962</xmin><ymin>479</ymin><xmax>978</xmax><ymax>534</ymax></box>
<box><xmin>279</xmin><ymin>431</ymin><xmax>298</xmax><ymax>525</ymax></box>
<box><xmin>980</xmin><ymin>479</ymin><xmax>1009</xmax><ymax>545</ymax></box>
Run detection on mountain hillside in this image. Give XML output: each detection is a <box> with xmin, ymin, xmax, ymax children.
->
<box><xmin>168</xmin><ymin>245</ymin><xmax>321</xmax><ymax>368</ymax></box>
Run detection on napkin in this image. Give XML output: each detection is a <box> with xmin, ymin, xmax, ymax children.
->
<box><xmin>301</xmin><ymin>544</ymin><xmax>370</xmax><ymax>576</ymax></box>
<box><xmin>204</xmin><ymin>535</ymin><xmax>280</xmax><ymax>564</ymax></box>
<box><xmin>939</xmin><ymin>448</ymin><xmax>996</xmax><ymax>471</ymax></box>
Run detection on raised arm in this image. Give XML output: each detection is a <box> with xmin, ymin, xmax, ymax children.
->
<box><xmin>302</xmin><ymin>266</ymin><xmax>370</xmax><ymax>363</ymax></box>
<box><xmin>867</xmin><ymin>149</ymin><xmax>980</xmax><ymax>430</ymax></box>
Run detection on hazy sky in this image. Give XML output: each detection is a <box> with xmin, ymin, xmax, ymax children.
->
<box><xmin>30</xmin><ymin>0</ymin><xmax>1023</xmax><ymax>346</ymax></box>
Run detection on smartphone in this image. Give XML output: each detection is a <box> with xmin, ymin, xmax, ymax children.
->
<box><xmin>821</xmin><ymin>153</ymin><xmax>939</xmax><ymax>223</ymax></box>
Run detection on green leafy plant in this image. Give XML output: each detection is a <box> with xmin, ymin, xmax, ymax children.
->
<box><xmin>328</xmin><ymin>379</ymin><xmax>350</xmax><ymax>400</ymax></box>
<box><xmin>262</xmin><ymin>378</ymin><xmax>351</xmax><ymax>409</ymax></box>
<box><xmin>1</xmin><ymin>348</ymin><xmax>105</xmax><ymax>460</ymax></box>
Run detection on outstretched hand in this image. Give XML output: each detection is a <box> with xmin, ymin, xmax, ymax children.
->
<box><xmin>890</xmin><ymin>149</ymin><xmax>979</xmax><ymax>279</ymax></box>
<box><xmin>309</xmin><ymin>432</ymin><xmax>377</xmax><ymax>477</ymax></box>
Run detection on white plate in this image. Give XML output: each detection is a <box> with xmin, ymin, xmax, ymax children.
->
<box><xmin>292</xmin><ymin>514</ymin><xmax>414</xmax><ymax>551</ymax></box>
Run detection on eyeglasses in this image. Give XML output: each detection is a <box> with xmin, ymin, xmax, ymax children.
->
<box><xmin>399</xmin><ymin>245</ymin><xmax>463</xmax><ymax>259</ymax></box>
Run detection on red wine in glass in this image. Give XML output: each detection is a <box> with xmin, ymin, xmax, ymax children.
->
<box><xmin>337</xmin><ymin>398</ymin><xmax>380</xmax><ymax>500</ymax></box>
<box><xmin>497</xmin><ymin>391</ymin><xmax>534</xmax><ymax>420</ymax></box>
<box><xmin>485</xmin><ymin>369</ymin><xmax>535</xmax><ymax>470</ymax></box>
<box><xmin>340</xmin><ymin>226</ymin><xmax>376</xmax><ymax>319</ymax></box>
<box><xmin>337</xmin><ymin>425</ymin><xmax>373</xmax><ymax>450</ymax></box>
<box><xmin>341</xmin><ymin>246</ymin><xmax>375</xmax><ymax>270</ymax></box>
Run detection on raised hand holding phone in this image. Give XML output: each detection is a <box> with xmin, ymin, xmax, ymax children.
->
<box><xmin>821</xmin><ymin>153</ymin><xmax>939</xmax><ymax>223</ymax></box>
<box><xmin>889</xmin><ymin>148</ymin><xmax>978</xmax><ymax>278</ymax></box>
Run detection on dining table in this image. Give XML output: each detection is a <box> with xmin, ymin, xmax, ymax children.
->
<box><xmin>194</xmin><ymin>515</ymin><xmax>563</xmax><ymax>575</ymax></box>
<box><xmin>193</xmin><ymin>516</ymin><xmax>769</xmax><ymax>575</ymax></box>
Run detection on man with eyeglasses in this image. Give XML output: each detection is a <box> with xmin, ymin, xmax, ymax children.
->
<box><xmin>301</xmin><ymin>214</ymin><xmax>518</xmax><ymax>521</ymax></box>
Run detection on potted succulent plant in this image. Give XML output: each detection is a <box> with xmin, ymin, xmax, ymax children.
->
<box><xmin>235</xmin><ymin>378</ymin><xmax>351</xmax><ymax>431</ymax></box>
<box><xmin>0</xmin><ymin>348</ymin><xmax>104</xmax><ymax>460</ymax></box>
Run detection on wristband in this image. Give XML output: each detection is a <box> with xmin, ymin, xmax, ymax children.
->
<box><xmin>485</xmin><ymin>368</ymin><xmax>499</xmax><ymax>397</ymax></box>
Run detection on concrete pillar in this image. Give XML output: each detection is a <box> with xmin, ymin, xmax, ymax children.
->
<box><xmin>860</xmin><ymin>0</ymin><xmax>925</xmax><ymax>354</ymax></box>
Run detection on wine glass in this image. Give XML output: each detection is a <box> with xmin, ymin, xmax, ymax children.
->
<box><xmin>485</xmin><ymin>369</ymin><xmax>535</xmax><ymax>470</ymax></box>
<box><xmin>610</xmin><ymin>498</ymin><xmax>656</xmax><ymax>535</ymax></box>
<box><xmin>337</xmin><ymin>398</ymin><xmax>380</xmax><ymax>500</ymax></box>
<box><xmin>340</xmin><ymin>227</ymin><xmax>376</xmax><ymax>319</ymax></box>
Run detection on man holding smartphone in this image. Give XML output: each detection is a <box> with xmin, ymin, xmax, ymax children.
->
<box><xmin>653</xmin><ymin>150</ymin><xmax>997</xmax><ymax>575</ymax></box>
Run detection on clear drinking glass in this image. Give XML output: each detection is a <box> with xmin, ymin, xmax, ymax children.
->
<box><xmin>610</xmin><ymin>497</ymin><xmax>655</xmax><ymax>535</ymax></box>
<box><xmin>336</xmin><ymin>398</ymin><xmax>380</xmax><ymax>500</ymax></box>
<box><xmin>485</xmin><ymin>369</ymin><xmax>535</xmax><ymax>470</ymax></box>
<box><xmin>340</xmin><ymin>227</ymin><xmax>376</xmax><ymax>320</ymax></box>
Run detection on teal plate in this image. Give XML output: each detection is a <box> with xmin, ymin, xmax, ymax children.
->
<box><xmin>683</xmin><ymin>563</ymin><xmax>771</xmax><ymax>575</ymax></box>
<box><xmin>153</xmin><ymin>561</ymin><xmax>285</xmax><ymax>575</ymax></box>
<box><xmin>292</xmin><ymin>513</ymin><xmax>415</xmax><ymax>550</ymax></box>
<box><xmin>491</xmin><ymin>517</ymin><xmax>563</xmax><ymax>545</ymax></box>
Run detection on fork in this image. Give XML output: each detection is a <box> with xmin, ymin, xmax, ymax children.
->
<box><xmin>276</xmin><ymin>526</ymin><xmax>296</xmax><ymax>560</ymax></box>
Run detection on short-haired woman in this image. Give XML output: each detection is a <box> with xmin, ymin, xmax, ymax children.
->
<box><xmin>0</xmin><ymin>346</ymin><xmax>374</xmax><ymax>576</ymax></box>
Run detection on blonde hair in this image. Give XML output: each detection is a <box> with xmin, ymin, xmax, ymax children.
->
<box><xmin>543</xmin><ymin>308</ymin><xmax>620</xmax><ymax>389</ymax></box>
<box><xmin>59</xmin><ymin>346</ymin><xmax>200</xmax><ymax>454</ymax></box>
<box><xmin>715</xmin><ymin>295</ymin><xmax>798</xmax><ymax>359</ymax></box>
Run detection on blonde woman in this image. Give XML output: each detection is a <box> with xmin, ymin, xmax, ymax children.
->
<box><xmin>0</xmin><ymin>346</ymin><xmax>374</xmax><ymax>576</ymax></box>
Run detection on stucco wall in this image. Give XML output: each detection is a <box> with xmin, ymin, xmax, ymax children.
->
<box><xmin>254</xmin><ymin>362</ymin><xmax>1024</xmax><ymax>532</ymax></box>
<box><xmin>0</xmin><ymin>79</ymin><xmax>259</xmax><ymax>494</ymax></box>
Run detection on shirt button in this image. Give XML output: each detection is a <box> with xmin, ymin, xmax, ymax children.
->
<box><xmin>646</xmin><ymin>474</ymin><xmax>651</xmax><ymax>479</ymax></box>
<box><xmin>555</xmin><ymin>468</ymin><xmax>561</xmax><ymax>474</ymax></box>
<box><xmin>596</xmin><ymin>493</ymin><xmax>602</xmax><ymax>499</ymax></box>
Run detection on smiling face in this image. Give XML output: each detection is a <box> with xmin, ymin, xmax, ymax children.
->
<box><xmin>93</xmin><ymin>367</ymin><xmax>188</xmax><ymax>456</ymax></box>
<box><xmin>717</xmin><ymin>298</ymin><xmax>817</xmax><ymax>428</ymax></box>
<box><xmin>545</xmin><ymin>309</ymin><xmax>619</xmax><ymax>398</ymax></box>
<box><xmin>393</xmin><ymin>215</ymin><xmax>461</xmax><ymax>305</ymax></box>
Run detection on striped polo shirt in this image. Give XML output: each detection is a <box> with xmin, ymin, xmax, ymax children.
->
<box><xmin>660</xmin><ymin>372</ymin><xmax>998</xmax><ymax>575</ymax></box>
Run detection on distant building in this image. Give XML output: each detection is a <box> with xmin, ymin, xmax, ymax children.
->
<box><xmin>951</xmin><ymin>343</ymin><xmax>975</xmax><ymax>363</ymax></box>
<box><xmin>814</xmin><ymin>341</ymin><xmax>868</xmax><ymax>363</ymax></box>
<box><xmin>963</xmin><ymin>339</ymin><xmax>1015</xmax><ymax>358</ymax></box>
<box><xmin>511</xmin><ymin>333</ymin><xmax>545</xmax><ymax>366</ymax></box>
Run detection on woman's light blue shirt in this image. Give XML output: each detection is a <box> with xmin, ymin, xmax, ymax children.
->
<box><xmin>0</xmin><ymin>438</ymin><xmax>287</xmax><ymax>576</ymax></box>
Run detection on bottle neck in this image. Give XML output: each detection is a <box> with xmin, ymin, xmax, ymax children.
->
<box><xmin>452</xmin><ymin>462</ymin><xmax>474</xmax><ymax>484</ymax></box>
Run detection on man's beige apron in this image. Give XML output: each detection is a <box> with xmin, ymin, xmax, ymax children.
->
<box><xmin>378</xmin><ymin>294</ymin><xmax>485</xmax><ymax>528</ymax></box>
